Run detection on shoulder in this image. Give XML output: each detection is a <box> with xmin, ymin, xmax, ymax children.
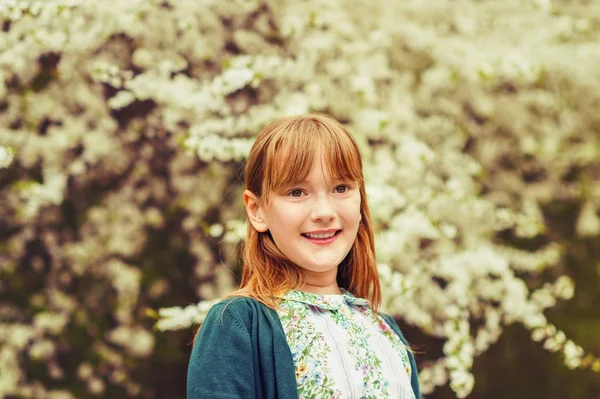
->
<box><xmin>204</xmin><ymin>296</ymin><xmax>275</xmax><ymax>329</ymax></box>
<box><xmin>194</xmin><ymin>297</ymin><xmax>263</xmax><ymax>346</ymax></box>
<box><xmin>205</xmin><ymin>296</ymin><xmax>258</xmax><ymax>321</ymax></box>
<box><xmin>210</xmin><ymin>296</ymin><xmax>261</xmax><ymax>312</ymax></box>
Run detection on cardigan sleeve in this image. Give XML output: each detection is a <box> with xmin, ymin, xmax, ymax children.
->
<box><xmin>380</xmin><ymin>313</ymin><xmax>422</xmax><ymax>399</ymax></box>
<box><xmin>187</xmin><ymin>301</ymin><xmax>256</xmax><ymax>399</ymax></box>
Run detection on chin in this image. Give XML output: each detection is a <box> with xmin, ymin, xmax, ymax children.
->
<box><xmin>303</xmin><ymin>262</ymin><xmax>341</xmax><ymax>273</ymax></box>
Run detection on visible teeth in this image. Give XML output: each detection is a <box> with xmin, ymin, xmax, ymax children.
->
<box><xmin>305</xmin><ymin>231</ymin><xmax>337</xmax><ymax>239</ymax></box>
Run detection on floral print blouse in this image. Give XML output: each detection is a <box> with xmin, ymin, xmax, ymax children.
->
<box><xmin>276</xmin><ymin>289</ymin><xmax>416</xmax><ymax>399</ymax></box>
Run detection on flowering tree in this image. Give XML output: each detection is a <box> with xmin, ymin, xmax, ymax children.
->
<box><xmin>1</xmin><ymin>0</ymin><xmax>599</xmax><ymax>398</ymax></box>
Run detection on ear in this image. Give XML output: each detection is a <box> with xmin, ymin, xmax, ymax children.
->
<box><xmin>243</xmin><ymin>189</ymin><xmax>268</xmax><ymax>232</ymax></box>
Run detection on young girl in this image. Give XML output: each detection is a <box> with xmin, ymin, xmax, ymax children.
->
<box><xmin>187</xmin><ymin>113</ymin><xmax>421</xmax><ymax>399</ymax></box>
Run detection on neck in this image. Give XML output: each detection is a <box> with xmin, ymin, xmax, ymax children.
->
<box><xmin>299</xmin><ymin>269</ymin><xmax>342</xmax><ymax>295</ymax></box>
<box><xmin>299</xmin><ymin>283</ymin><xmax>342</xmax><ymax>295</ymax></box>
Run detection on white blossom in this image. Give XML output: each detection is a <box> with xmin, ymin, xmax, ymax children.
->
<box><xmin>0</xmin><ymin>146</ymin><xmax>15</xmax><ymax>169</ymax></box>
<box><xmin>576</xmin><ymin>201</ymin><xmax>600</xmax><ymax>237</ymax></box>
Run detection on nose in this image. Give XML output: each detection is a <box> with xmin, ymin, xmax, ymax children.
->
<box><xmin>311</xmin><ymin>195</ymin><xmax>336</xmax><ymax>223</ymax></box>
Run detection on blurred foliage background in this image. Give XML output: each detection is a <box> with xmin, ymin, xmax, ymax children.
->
<box><xmin>1</xmin><ymin>0</ymin><xmax>599</xmax><ymax>398</ymax></box>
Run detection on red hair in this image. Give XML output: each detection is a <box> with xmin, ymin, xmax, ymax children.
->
<box><xmin>232</xmin><ymin>113</ymin><xmax>381</xmax><ymax>311</ymax></box>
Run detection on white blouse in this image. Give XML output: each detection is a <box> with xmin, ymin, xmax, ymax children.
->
<box><xmin>276</xmin><ymin>289</ymin><xmax>416</xmax><ymax>399</ymax></box>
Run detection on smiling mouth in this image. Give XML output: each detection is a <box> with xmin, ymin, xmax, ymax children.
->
<box><xmin>301</xmin><ymin>230</ymin><xmax>342</xmax><ymax>243</ymax></box>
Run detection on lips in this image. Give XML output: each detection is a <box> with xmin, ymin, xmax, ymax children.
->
<box><xmin>303</xmin><ymin>230</ymin><xmax>337</xmax><ymax>239</ymax></box>
<box><xmin>301</xmin><ymin>230</ymin><xmax>341</xmax><ymax>245</ymax></box>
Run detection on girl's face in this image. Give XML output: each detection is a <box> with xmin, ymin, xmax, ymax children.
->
<box><xmin>245</xmin><ymin>153</ymin><xmax>362</xmax><ymax>285</ymax></box>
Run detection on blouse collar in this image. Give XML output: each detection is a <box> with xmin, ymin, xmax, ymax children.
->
<box><xmin>281</xmin><ymin>288</ymin><xmax>370</xmax><ymax>310</ymax></box>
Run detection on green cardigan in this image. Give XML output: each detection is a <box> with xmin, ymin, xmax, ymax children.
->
<box><xmin>187</xmin><ymin>297</ymin><xmax>421</xmax><ymax>399</ymax></box>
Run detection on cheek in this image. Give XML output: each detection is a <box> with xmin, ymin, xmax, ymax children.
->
<box><xmin>269</xmin><ymin>203</ymin><xmax>305</xmax><ymax>230</ymax></box>
<box><xmin>345</xmin><ymin>195</ymin><xmax>362</xmax><ymax>222</ymax></box>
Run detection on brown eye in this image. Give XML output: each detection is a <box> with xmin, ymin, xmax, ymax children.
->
<box><xmin>335</xmin><ymin>185</ymin><xmax>349</xmax><ymax>193</ymax></box>
<box><xmin>289</xmin><ymin>189</ymin><xmax>303</xmax><ymax>197</ymax></box>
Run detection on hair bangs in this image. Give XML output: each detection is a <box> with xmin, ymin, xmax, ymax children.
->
<box><xmin>319</xmin><ymin>123</ymin><xmax>363</xmax><ymax>185</ymax></box>
<box><xmin>261</xmin><ymin>123</ymin><xmax>317</xmax><ymax>198</ymax></box>
<box><xmin>260</xmin><ymin>115</ymin><xmax>363</xmax><ymax>200</ymax></box>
